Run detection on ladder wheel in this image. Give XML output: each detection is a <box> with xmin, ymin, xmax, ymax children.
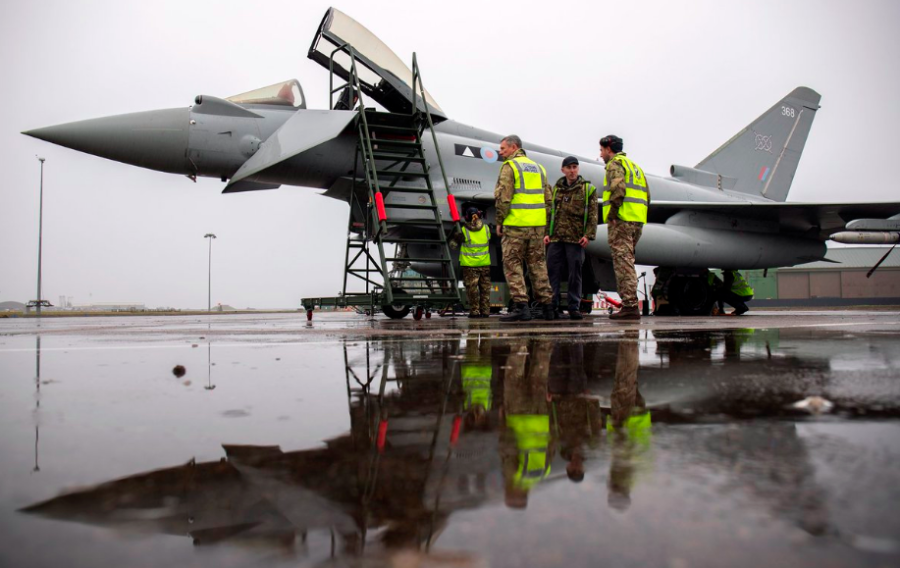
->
<box><xmin>306</xmin><ymin>309</ymin><xmax>313</xmax><ymax>321</ymax></box>
<box><xmin>413</xmin><ymin>306</ymin><xmax>424</xmax><ymax>321</ymax></box>
<box><xmin>382</xmin><ymin>304</ymin><xmax>410</xmax><ymax>319</ymax></box>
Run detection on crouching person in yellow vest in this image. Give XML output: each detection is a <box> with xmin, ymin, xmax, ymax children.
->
<box><xmin>494</xmin><ymin>135</ymin><xmax>555</xmax><ymax>322</ymax></box>
<box><xmin>718</xmin><ymin>270</ymin><xmax>754</xmax><ymax>316</ymax></box>
<box><xmin>451</xmin><ymin>207</ymin><xmax>493</xmax><ymax>319</ymax></box>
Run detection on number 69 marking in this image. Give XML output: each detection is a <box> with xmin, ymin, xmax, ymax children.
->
<box><xmin>781</xmin><ymin>105</ymin><xmax>796</xmax><ymax>118</ymax></box>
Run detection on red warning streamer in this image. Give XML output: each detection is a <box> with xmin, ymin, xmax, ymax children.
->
<box><xmin>377</xmin><ymin>420</ymin><xmax>388</xmax><ymax>452</ymax></box>
<box><xmin>375</xmin><ymin>192</ymin><xmax>387</xmax><ymax>222</ymax></box>
<box><xmin>447</xmin><ymin>194</ymin><xmax>460</xmax><ymax>222</ymax></box>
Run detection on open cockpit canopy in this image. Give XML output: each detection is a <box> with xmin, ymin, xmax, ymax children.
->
<box><xmin>227</xmin><ymin>79</ymin><xmax>306</xmax><ymax>109</ymax></box>
<box><xmin>308</xmin><ymin>7</ymin><xmax>445</xmax><ymax>120</ymax></box>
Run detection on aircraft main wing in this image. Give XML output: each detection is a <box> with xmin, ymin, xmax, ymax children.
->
<box><xmin>649</xmin><ymin>201</ymin><xmax>900</xmax><ymax>240</ymax></box>
<box><xmin>450</xmin><ymin>189</ymin><xmax>900</xmax><ymax>242</ymax></box>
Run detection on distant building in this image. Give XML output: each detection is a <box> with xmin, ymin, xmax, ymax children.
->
<box><xmin>744</xmin><ymin>247</ymin><xmax>900</xmax><ymax>307</ymax></box>
<box><xmin>72</xmin><ymin>302</ymin><xmax>146</xmax><ymax>311</ymax></box>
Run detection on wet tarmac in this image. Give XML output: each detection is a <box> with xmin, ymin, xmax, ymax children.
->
<box><xmin>1</xmin><ymin>311</ymin><xmax>900</xmax><ymax>567</ymax></box>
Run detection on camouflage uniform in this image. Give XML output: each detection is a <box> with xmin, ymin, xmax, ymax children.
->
<box><xmin>607</xmin><ymin>330</ymin><xmax>647</xmax><ymax>511</ymax></box>
<box><xmin>450</xmin><ymin>218</ymin><xmax>492</xmax><ymax>315</ymax></box>
<box><xmin>548</xmin><ymin>175</ymin><xmax>599</xmax><ymax>312</ymax></box>
<box><xmin>500</xmin><ymin>338</ymin><xmax>554</xmax><ymax>506</ymax></box>
<box><xmin>495</xmin><ymin>148</ymin><xmax>553</xmax><ymax>304</ymax></box>
<box><xmin>605</xmin><ymin>155</ymin><xmax>647</xmax><ymax>309</ymax></box>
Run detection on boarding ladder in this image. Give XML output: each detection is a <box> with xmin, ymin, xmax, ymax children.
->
<box><xmin>304</xmin><ymin>47</ymin><xmax>462</xmax><ymax>319</ymax></box>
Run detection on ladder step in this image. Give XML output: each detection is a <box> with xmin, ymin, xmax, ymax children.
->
<box><xmin>370</xmin><ymin>139</ymin><xmax>421</xmax><ymax>148</ymax></box>
<box><xmin>388</xmin><ymin>257</ymin><xmax>451</xmax><ymax>263</ymax></box>
<box><xmin>372</xmin><ymin>153</ymin><xmax>426</xmax><ymax>163</ymax></box>
<box><xmin>390</xmin><ymin>276</ymin><xmax>456</xmax><ymax>281</ymax></box>
<box><xmin>388</xmin><ymin>219</ymin><xmax>443</xmax><ymax>226</ymax></box>
<box><xmin>382</xmin><ymin>238</ymin><xmax>445</xmax><ymax>244</ymax></box>
<box><xmin>381</xmin><ymin>187</ymin><xmax>433</xmax><ymax>194</ymax></box>
<box><xmin>368</xmin><ymin>124</ymin><xmax>419</xmax><ymax>133</ymax></box>
<box><xmin>383</xmin><ymin>203</ymin><xmax>437</xmax><ymax>210</ymax></box>
<box><xmin>376</xmin><ymin>171</ymin><xmax>430</xmax><ymax>179</ymax></box>
<box><xmin>363</xmin><ymin>111</ymin><xmax>418</xmax><ymax>126</ymax></box>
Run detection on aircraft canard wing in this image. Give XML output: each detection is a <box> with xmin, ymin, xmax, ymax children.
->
<box><xmin>224</xmin><ymin>110</ymin><xmax>358</xmax><ymax>193</ymax></box>
<box><xmin>650</xmin><ymin>200</ymin><xmax>900</xmax><ymax>239</ymax></box>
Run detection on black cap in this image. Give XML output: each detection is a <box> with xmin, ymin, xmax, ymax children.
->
<box><xmin>464</xmin><ymin>207</ymin><xmax>480</xmax><ymax>219</ymax></box>
<box><xmin>562</xmin><ymin>156</ymin><xmax>579</xmax><ymax>167</ymax></box>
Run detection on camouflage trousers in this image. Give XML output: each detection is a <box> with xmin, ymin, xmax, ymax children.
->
<box><xmin>462</xmin><ymin>266</ymin><xmax>492</xmax><ymax>315</ymax></box>
<box><xmin>501</xmin><ymin>226</ymin><xmax>553</xmax><ymax>304</ymax></box>
<box><xmin>608</xmin><ymin>221</ymin><xmax>643</xmax><ymax>308</ymax></box>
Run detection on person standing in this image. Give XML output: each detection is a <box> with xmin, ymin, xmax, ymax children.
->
<box><xmin>543</xmin><ymin>156</ymin><xmax>598</xmax><ymax>320</ymax></box>
<box><xmin>451</xmin><ymin>207</ymin><xmax>493</xmax><ymax>318</ymax></box>
<box><xmin>494</xmin><ymin>135</ymin><xmax>555</xmax><ymax>322</ymax></box>
<box><xmin>600</xmin><ymin>135</ymin><xmax>649</xmax><ymax>320</ymax></box>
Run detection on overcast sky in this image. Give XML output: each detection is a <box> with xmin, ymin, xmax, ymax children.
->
<box><xmin>2</xmin><ymin>0</ymin><xmax>898</xmax><ymax>309</ymax></box>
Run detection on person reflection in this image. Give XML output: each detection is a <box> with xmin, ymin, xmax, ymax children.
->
<box><xmin>461</xmin><ymin>338</ymin><xmax>493</xmax><ymax>433</ymax></box>
<box><xmin>607</xmin><ymin>330</ymin><xmax>650</xmax><ymax>512</ymax></box>
<box><xmin>548</xmin><ymin>342</ymin><xmax>602</xmax><ymax>483</ymax></box>
<box><xmin>499</xmin><ymin>339</ymin><xmax>553</xmax><ymax>509</ymax></box>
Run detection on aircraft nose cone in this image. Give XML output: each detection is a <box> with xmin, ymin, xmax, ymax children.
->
<box><xmin>24</xmin><ymin>108</ymin><xmax>191</xmax><ymax>175</ymax></box>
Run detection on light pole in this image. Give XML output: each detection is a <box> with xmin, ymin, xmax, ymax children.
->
<box><xmin>204</xmin><ymin>233</ymin><xmax>216</xmax><ymax>312</ymax></box>
<box><xmin>35</xmin><ymin>157</ymin><xmax>46</xmax><ymax>316</ymax></box>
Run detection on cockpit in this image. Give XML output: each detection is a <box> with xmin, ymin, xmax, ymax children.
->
<box><xmin>308</xmin><ymin>7</ymin><xmax>445</xmax><ymax>119</ymax></box>
<box><xmin>227</xmin><ymin>79</ymin><xmax>306</xmax><ymax>109</ymax></box>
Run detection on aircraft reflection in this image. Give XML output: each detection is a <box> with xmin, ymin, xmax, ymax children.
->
<box><xmin>22</xmin><ymin>330</ymin><xmax>837</xmax><ymax>559</ymax></box>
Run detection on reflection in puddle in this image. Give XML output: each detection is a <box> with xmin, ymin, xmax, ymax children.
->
<box><xmin>13</xmin><ymin>328</ymin><xmax>900</xmax><ymax>566</ymax></box>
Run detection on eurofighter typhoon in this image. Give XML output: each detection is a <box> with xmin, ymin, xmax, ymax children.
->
<box><xmin>24</xmin><ymin>7</ymin><xmax>900</xmax><ymax>317</ymax></box>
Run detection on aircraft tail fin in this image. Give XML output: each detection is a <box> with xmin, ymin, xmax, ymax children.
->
<box><xmin>695</xmin><ymin>87</ymin><xmax>821</xmax><ymax>202</ymax></box>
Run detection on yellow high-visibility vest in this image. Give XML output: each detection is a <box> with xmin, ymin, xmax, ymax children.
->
<box><xmin>727</xmin><ymin>270</ymin><xmax>754</xmax><ymax>296</ymax></box>
<box><xmin>602</xmin><ymin>154</ymin><xmax>649</xmax><ymax>224</ymax></box>
<box><xmin>503</xmin><ymin>156</ymin><xmax>548</xmax><ymax>227</ymax></box>
<box><xmin>506</xmin><ymin>414</ymin><xmax>551</xmax><ymax>489</ymax></box>
<box><xmin>461</xmin><ymin>363</ymin><xmax>492</xmax><ymax>410</ymax></box>
<box><xmin>460</xmin><ymin>225</ymin><xmax>491</xmax><ymax>267</ymax></box>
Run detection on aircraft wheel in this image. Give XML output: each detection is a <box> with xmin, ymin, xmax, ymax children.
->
<box><xmin>306</xmin><ymin>309</ymin><xmax>313</xmax><ymax>321</ymax></box>
<box><xmin>382</xmin><ymin>304</ymin><xmax>410</xmax><ymax>319</ymax></box>
<box><xmin>425</xmin><ymin>310</ymin><xmax>432</xmax><ymax>319</ymax></box>
<box><xmin>413</xmin><ymin>306</ymin><xmax>424</xmax><ymax>321</ymax></box>
<box><xmin>669</xmin><ymin>275</ymin><xmax>715</xmax><ymax>316</ymax></box>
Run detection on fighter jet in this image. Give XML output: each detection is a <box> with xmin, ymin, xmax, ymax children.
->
<box><xmin>23</xmin><ymin>7</ymin><xmax>900</xmax><ymax>317</ymax></box>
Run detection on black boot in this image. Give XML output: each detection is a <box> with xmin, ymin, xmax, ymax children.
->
<box><xmin>541</xmin><ymin>304</ymin><xmax>556</xmax><ymax>320</ymax></box>
<box><xmin>501</xmin><ymin>303</ymin><xmax>532</xmax><ymax>323</ymax></box>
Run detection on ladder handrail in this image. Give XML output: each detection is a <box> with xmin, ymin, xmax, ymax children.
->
<box><xmin>411</xmin><ymin>53</ymin><xmax>460</xmax><ymax>235</ymax></box>
<box><xmin>325</xmin><ymin>44</ymin><xmax>463</xmax><ymax>308</ymax></box>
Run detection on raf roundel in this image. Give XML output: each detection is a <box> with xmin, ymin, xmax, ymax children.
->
<box><xmin>481</xmin><ymin>147</ymin><xmax>498</xmax><ymax>164</ymax></box>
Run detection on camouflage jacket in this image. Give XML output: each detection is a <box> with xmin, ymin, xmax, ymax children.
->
<box><xmin>548</xmin><ymin>175</ymin><xmax>598</xmax><ymax>243</ymax></box>
<box><xmin>494</xmin><ymin>148</ymin><xmax>552</xmax><ymax>227</ymax></box>
<box><xmin>450</xmin><ymin>217</ymin><xmax>487</xmax><ymax>249</ymax></box>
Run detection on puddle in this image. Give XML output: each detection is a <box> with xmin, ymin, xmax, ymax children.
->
<box><xmin>1</xmin><ymin>317</ymin><xmax>899</xmax><ymax>567</ymax></box>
